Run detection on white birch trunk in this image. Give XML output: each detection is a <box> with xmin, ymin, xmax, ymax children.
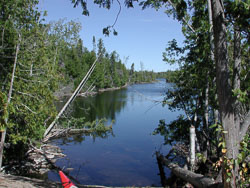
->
<box><xmin>190</xmin><ymin>126</ymin><xmax>196</xmax><ymax>171</ymax></box>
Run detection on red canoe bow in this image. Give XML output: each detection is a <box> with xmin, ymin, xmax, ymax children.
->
<box><xmin>59</xmin><ymin>170</ymin><xmax>78</xmax><ymax>188</ymax></box>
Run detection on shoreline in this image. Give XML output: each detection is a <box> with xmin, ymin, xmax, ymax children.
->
<box><xmin>0</xmin><ymin>173</ymin><xmax>111</xmax><ymax>188</ymax></box>
<box><xmin>5</xmin><ymin>79</ymin><xmax>158</xmax><ymax>187</ymax></box>
<box><xmin>55</xmin><ymin>80</ymin><xmax>158</xmax><ymax>98</ymax></box>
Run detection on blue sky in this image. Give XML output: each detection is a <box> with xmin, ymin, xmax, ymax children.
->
<box><xmin>38</xmin><ymin>0</ymin><xmax>185</xmax><ymax>72</ymax></box>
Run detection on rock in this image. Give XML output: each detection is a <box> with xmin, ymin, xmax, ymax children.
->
<box><xmin>22</xmin><ymin>144</ymin><xmax>65</xmax><ymax>176</ymax></box>
<box><xmin>34</xmin><ymin>158</ymin><xmax>43</xmax><ymax>164</ymax></box>
<box><xmin>41</xmin><ymin>164</ymin><xmax>48</xmax><ymax>169</ymax></box>
<box><xmin>46</xmin><ymin>154</ymin><xmax>55</xmax><ymax>159</ymax></box>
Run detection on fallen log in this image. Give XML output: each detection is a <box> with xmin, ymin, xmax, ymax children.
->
<box><xmin>65</xmin><ymin>128</ymin><xmax>92</xmax><ymax>134</ymax></box>
<box><xmin>43</xmin><ymin>128</ymin><xmax>92</xmax><ymax>142</ymax></box>
<box><xmin>156</xmin><ymin>152</ymin><xmax>168</xmax><ymax>187</ymax></box>
<box><xmin>44</xmin><ymin>55</ymin><xmax>101</xmax><ymax>138</ymax></box>
<box><xmin>156</xmin><ymin>152</ymin><xmax>222</xmax><ymax>188</ymax></box>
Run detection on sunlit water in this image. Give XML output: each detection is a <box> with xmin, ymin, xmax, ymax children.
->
<box><xmin>48</xmin><ymin>79</ymin><xmax>182</xmax><ymax>186</ymax></box>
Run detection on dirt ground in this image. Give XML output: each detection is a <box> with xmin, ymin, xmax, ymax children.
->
<box><xmin>0</xmin><ymin>173</ymin><xmax>60</xmax><ymax>188</ymax></box>
<box><xmin>0</xmin><ymin>173</ymin><xmax>109</xmax><ymax>188</ymax></box>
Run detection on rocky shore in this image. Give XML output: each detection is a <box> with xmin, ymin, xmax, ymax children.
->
<box><xmin>2</xmin><ymin>144</ymin><xmax>64</xmax><ymax>176</ymax></box>
<box><xmin>0</xmin><ymin>82</ymin><xmax>159</xmax><ymax>187</ymax></box>
<box><xmin>54</xmin><ymin>83</ymin><xmax>129</xmax><ymax>98</ymax></box>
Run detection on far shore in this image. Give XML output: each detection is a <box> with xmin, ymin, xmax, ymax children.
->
<box><xmin>55</xmin><ymin>80</ymin><xmax>159</xmax><ymax>98</ymax></box>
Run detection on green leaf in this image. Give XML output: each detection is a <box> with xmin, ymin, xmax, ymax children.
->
<box><xmin>209</xmin><ymin>123</ymin><xmax>217</xmax><ymax>128</ymax></box>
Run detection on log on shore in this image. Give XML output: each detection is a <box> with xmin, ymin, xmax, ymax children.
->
<box><xmin>156</xmin><ymin>152</ymin><xmax>222</xmax><ymax>188</ymax></box>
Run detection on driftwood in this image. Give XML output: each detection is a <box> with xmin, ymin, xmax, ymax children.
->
<box><xmin>156</xmin><ymin>152</ymin><xmax>168</xmax><ymax>187</ymax></box>
<box><xmin>28</xmin><ymin>143</ymin><xmax>80</xmax><ymax>184</ymax></box>
<box><xmin>43</xmin><ymin>128</ymin><xmax>92</xmax><ymax>142</ymax></box>
<box><xmin>156</xmin><ymin>152</ymin><xmax>222</xmax><ymax>188</ymax></box>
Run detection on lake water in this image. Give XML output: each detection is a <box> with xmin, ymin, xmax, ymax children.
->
<box><xmin>49</xmin><ymin>79</ymin><xmax>182</xmax><ymax>186</ymax></box>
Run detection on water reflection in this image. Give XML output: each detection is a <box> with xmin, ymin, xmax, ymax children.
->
<box><xmin>58</xmin><ymin>129</ymin><xmax>115</xmax><ymax>145</ymax></box>
<box><xmin>50</xmin><ymin>80</ymin><xmax>181</xmax><ymax>186</ymax></box>
<box><xmin>60</xmin><ymin>88</ymin><xmax>128</xmax><ymax>122</ymax></box>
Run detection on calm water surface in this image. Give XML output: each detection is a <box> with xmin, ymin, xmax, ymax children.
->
<box><xmin>49</xmin><ymin>79</ymin><xmax>182</xmax><ymax>186</ymax></box>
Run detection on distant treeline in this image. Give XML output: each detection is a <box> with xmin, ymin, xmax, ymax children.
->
<box><xmin>61</xmin><ymin>36</ymin><xmax>157</xmax><ymax>90</ymax></box>
<box><xmin>155</xmin><ymin>70</ymin><xmax>178</xmax><ymax>83</ymax></box>
<box><xmin>0</xmin><ymin>0</ymin><xmax>167</xmax><ymax>166</ymax></box>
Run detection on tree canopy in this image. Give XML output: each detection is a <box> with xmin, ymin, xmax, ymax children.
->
<box><xmin>0</xmin><ymin>0</ymin><xmax>157</xmax><ymax>168</ymax></box>
<box><xmin>71</xmin><ymin>0</ymin><xmax>249</xmax><ymax>186</ymax></box>
<box><xmin>0</xmin><ymin>0</ymin><xmax>249</xmax><ymax>187</ymax></box>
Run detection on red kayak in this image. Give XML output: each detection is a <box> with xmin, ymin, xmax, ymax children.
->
<box><xmin>59</xmin><ymin>170</ymin><xmax>78</xmax><ymax>188</ymax></box>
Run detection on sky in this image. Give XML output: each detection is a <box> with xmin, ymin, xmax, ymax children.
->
<box><xmin>38</xmin><ymin>0</ymin><xmax>185</xmax><ymax>72</ymax></box>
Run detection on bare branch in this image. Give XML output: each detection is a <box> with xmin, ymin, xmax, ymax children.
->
<box><xmin>178</xmin><ymin>93</ymin><xmax>192</xmax><ymax>121</ymax></box>
<box><xmin>8</xmin><ymin>34</ymin><xmax>21</xmax><ymax>104</ymax></box>
<box><xmin>15</xmin><ymin>90</ymin><xmax>42</xmax><ymax>101</ymax></box>
<box><xmin>18</xmin><ymin>68</ymin><xmax>45</xmax><ymax>72</ymax></box>
<box><xmin>20</xmin><ymin>103</ymin><xmax>38</xmax><ymax>114</ymax></box>
<box><xmin>111</xmin><ymin>0</ymin><xmax>121</xmax><ymax>28</ymax></box>
<box><xmin>168</xmin><ymin>0</ymin><xmax>196</xmax><ymax>34</ymax></box>
<box><xmin>15</xmin><ymin>76</ymin><xmax>50</xmax><ymax>84</ymax></box>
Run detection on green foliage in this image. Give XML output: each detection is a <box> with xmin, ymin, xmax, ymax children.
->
<box><xmin>153</xmin><ymin>115</ymin><xmax>190</xmax><ymax>145</ymax></box>
<box><xmin>212</xmin><ymin>124</ymin><xmax>250</xmax><ymax>186</ymax></box>
<box><xmin>196</xmin><ymin>153</ymin><xmax>207</xmax><ymax>164</ymax></box>
<box><xmin>0</xmin><ymin>0</ymin><xmax>83</xmax><ymax>163</ymax></box>
<box><xmin>152</xmin><ymin>4</ymin><xmax>249</xmax><ymax>184</ymax></box>
<box><xmin>0</xmin><ymin>92</ymin><xmax>8</xmax><ymax>131</ymax></box>
<box><xmin>59</xmin><ymin>116</ymin><xmax>114</xmax><ymax>139</ymax></box>
<box><xmin>237</xmin><ymin>134</ymin><xmax>250</xmax><ymax>186</ymax></box>
<box><xmin>60</xmin><ymin>35</ymin><xmax>156</xmax><ymax>91</ymax></box>
<box><xmin>71</xmin><ymin>0</ymin><xmax>249</xmax><ymax>185</ymax></box>
<box><xmin>233</xmin><ymin>89</ymin><xmax>248</xmax><ymax>103</ymax></box>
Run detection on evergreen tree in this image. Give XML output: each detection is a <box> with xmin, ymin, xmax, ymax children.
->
<box><xmin>0</xmin><ymin>0</ymin><xmax>61</xmax><ymax>166</ymax></box>
<box><xmin>71</xmin><ymin>0</ymin><xmax>249</xmax><ymax>186</ymax></box>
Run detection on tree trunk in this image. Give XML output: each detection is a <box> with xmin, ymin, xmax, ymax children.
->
<box><xmin>233</xmin><ymin>27</ymin><xmax>241</xmax><ymax>145</ymax></box>
<box><xmin>205</xmin><ymin>0</ymin><xmax>215</xmax><ymax>160</ymax></box>
<box><xmin>156</xmin><ymin>152</ymin><xmax>168</xmax><ymax>187</ymax></box>
<box><xmin>190</xmin><ymin>126</ymin><xmax>196</xmax><ymax>171</ymax></box>
<box><xmin>207</xmin><ymin>0</ymin><xmax>215</xmax><ymax>61</ymax></box>
<box><xmin>204</xmin><ymin>82</ymin><xmax>210</xmax><ymax>158</ymax></box>
<box><xmin>208</xmin><ymin>0</ymin><xmax>220</xmax><ymax>129</ymax></box>
<box><xmin>211</xmin><ymin>0</ymin><xmax>239</xmax><ymax>187</ymax></box>
<box><xmin>156</xmin><ymin>153</ymin><xmax>218</xmax><ymax>188</ymax></box>
<box><xmin>0</xmin><ymin>130</ymin><xmax>6</xmax><ymax>168</ymax></box>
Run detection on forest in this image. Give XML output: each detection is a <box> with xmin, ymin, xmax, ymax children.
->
<box><xmin>0</xmin><ymin>0</ymin><xmax>249</xmax><ymax>188</ymax></box>
<box><xmin>0</xmin><ymin>0</ymin><xmax>157</xmax><ymax>172</ymax></box>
